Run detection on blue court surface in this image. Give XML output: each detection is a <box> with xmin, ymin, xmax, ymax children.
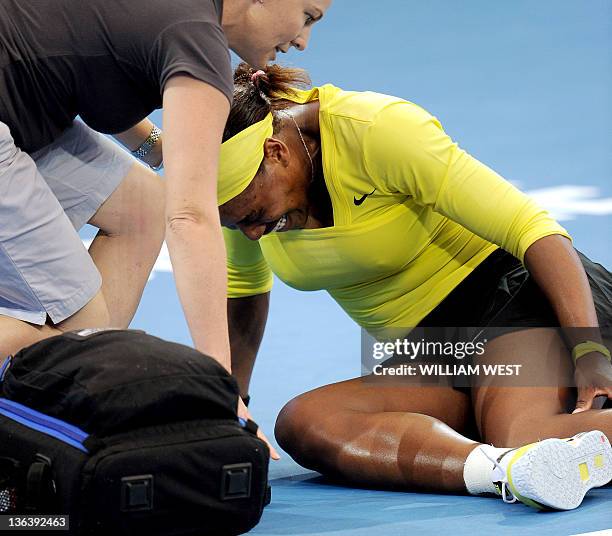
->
<box><xmin>85</xmin><ymin>1</ymin><xmax>611</xmax><ymax>534</ymax></box>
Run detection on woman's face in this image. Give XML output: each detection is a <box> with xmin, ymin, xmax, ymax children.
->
<box><xmin>219</xmin><ymin>137</ymin><xmax>313</xmax><ymax>240</ymax></box>
<box><xmin>230</xmin><ymin>0</ymin><xmax>332</xmax><ymax>68</ymax></box>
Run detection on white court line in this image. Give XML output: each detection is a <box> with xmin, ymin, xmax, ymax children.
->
<box><xmin>525</xmin><ymin>185</ymin><xmax>612</xmax><ymax>221</ymax></box>
<box><xmin>570</xmin><ymin>530</ymin><xmax>612</xmax><ymax>536</ymax></box>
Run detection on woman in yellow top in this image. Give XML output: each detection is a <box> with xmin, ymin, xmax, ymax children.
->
<box><xmin>218</xmin><ymin>64</ymin><xmax>612</xmax><ymax>509</ymax></box>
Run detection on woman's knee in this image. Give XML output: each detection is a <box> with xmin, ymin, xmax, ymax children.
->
<box><xmin>275</xmin><ymin>395</ymin><xmax>309</xmax><ymax>453</ymax></box>
<box><xmin>90</xmin><ymin>163</ymin><xmax>166</xmax><ymax>239</ymax></box>
<box><xmin>275</xmin><ymin>392</ymin><xmax>337</xmax><ymax>464</ymax></box>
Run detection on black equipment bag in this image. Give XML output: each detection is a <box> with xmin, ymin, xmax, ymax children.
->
<box><xmin>0</xmin><ymin>329</ymin><xmax>270</xmax><ymax>535</ymax></box>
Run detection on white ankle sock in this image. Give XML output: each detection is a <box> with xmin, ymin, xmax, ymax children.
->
<box><xmin>463</xmin><ymin>444</ymin><xmax>512</xmax><ymax>496</ymax></box>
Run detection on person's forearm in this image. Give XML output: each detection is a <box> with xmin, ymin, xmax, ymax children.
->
<box><xmin>161</xmin><ymin>74</ymin><xmax>231</xmax><ymax>370</ymax></box>
<box><xmin>228</xmin><ymin>293</ymin><xmax>270</xmax><ymax>397</ymax></box>
<box><xmin>166</xmin><ymin>216</ymin><xmax>231</xmax><ymax>371</ymax></box>
<box><xmin>523</xmin><ymin>234</ymin><xmax>602</xmax><ymax>349</ymax></box>
<box><xmin>114</xmin><ymin>118</ymin><xmax>163</xmax><ymax>168</ymax></box>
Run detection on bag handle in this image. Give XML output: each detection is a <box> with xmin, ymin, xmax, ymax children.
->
<box><xmin>24</xmin><ymin>454</ymin><xmax>56</xmax><ymax>513</ymax></box>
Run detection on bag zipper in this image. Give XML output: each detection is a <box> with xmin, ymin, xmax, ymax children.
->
<box><xmin>0</xmin><ymin>398</ymin><xmax>89</xmax><ymax>453</ymax></box>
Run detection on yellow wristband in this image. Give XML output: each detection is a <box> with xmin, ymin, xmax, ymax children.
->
<box><xmin>571</xmin><ymin>341</ymin><xmax>612</xmax><ymax>364</ymax></box>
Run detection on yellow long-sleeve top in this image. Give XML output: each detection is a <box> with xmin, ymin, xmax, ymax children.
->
<box><xmin>224</xmin><ymin>84</ymin><xmax>571</xmax><ymax>337</ymax></box>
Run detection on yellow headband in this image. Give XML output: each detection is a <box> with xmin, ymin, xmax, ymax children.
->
<box><xmin>217</xmin><ymin>113</ymin><xmax>273</xmax><ymax>206</ymax></box>
<box><xmin>217</xmin><ymin>86</ymin><xmax>321</xmax><ymax>206</ymax></box>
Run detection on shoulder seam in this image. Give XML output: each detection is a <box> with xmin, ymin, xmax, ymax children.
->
<box><xmin>145</xmin><ymin>19</ymin><xmax>221</xmax><ymax>77</ymax></box>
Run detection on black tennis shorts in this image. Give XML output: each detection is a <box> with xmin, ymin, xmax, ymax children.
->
<box><xmin>416</xmin><ymin>246</ymin><xmax>612</xmax><ymax>341</ymax></box>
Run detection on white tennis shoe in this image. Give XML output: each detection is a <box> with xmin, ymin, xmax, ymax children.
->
<box><xmin>485</xmin><ymin>430</ymin><xmax>612</xmax><ymax>510</ymax></box>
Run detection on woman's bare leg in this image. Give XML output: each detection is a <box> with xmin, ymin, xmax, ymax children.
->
<box><xmin>0</xmin><ymin>289</ymin><xmax>110</xmax><ymax>361</ymax></box>
<box><xmin>472</xmin><ymin>328</ymin><xmax>612</xmax><ymax>446</ymax></box>
<box><xmin>0</xmin><ymin>163</ymin><xmax>164</xmax><ymax>362</ymax></box>
<box><xmin>275</xmin><ymin>376</ymin><xmax>480</xmax><ymax>492</ymax></box>
<box><xmin>87</xmin><ymin>162</ymin><xmax>165</xmax><ymax>328</ymax></box>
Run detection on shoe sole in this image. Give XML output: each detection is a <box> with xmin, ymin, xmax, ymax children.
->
<box><xmin>506</xmin><ymin>430</ymin><xmax>612</xmax><ymax>510</ymax></box>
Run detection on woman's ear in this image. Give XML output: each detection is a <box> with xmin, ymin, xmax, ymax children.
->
<box><xmin>263</xmin><ymin>137</ymin><xmax>290</xmax><ymax>166</ymax></box>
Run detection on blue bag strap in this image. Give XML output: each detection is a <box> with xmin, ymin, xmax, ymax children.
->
<box><xmin>0</xmin><ymin>398</ymin><xmax>88</xmax><ymax>453</ymax></box>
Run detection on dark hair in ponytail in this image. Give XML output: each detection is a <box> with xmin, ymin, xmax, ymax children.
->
<box><xmin>223</xmin><ymin>62</ymin><xmax>312</xmax><ymax>142</ymax></box>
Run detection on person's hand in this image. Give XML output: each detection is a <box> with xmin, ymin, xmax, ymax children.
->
<box><xmin>237</xmin><ymin>397</ymin><xmax>281</xmax><ymax>460</ymax></box>
<box><xmin>572</xmin><ymin>352</ymin><xmax>612</xmax><ymax>413</ymax></box>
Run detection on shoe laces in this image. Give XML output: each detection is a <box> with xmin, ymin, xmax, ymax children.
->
<box><xmin>479</xmin><ymin>446</ymin><xmax>517</xmax><ymax>504</ymax></box>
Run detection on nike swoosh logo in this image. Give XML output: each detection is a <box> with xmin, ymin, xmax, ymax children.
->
<box><xmin>354</xmin><ymin>189</ymin><xmax>376</xmax><ymax>206</ymax></box>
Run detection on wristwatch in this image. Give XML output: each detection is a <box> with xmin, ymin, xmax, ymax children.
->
<box><xmin>132</xmin><ymin>126</ymin><xmax>162</xmax><ymax>160</ymax></box>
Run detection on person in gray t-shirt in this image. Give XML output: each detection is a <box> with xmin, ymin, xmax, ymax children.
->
<box><xmin>0</xmin><ymin>0</ymin><xmax>333</xmax><ymax>459</ymax></box>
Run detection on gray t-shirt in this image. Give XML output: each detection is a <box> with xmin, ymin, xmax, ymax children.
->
<box><xmin>0</xmin><ymin>0</ymin><xmax>233</xmax><ymax>152</ymax></box>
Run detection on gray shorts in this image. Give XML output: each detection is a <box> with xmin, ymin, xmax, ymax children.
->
<box><xmin>0</xmin><ymin>120</ymin><xmax>136</xmax><ymax>325</ymax></box>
